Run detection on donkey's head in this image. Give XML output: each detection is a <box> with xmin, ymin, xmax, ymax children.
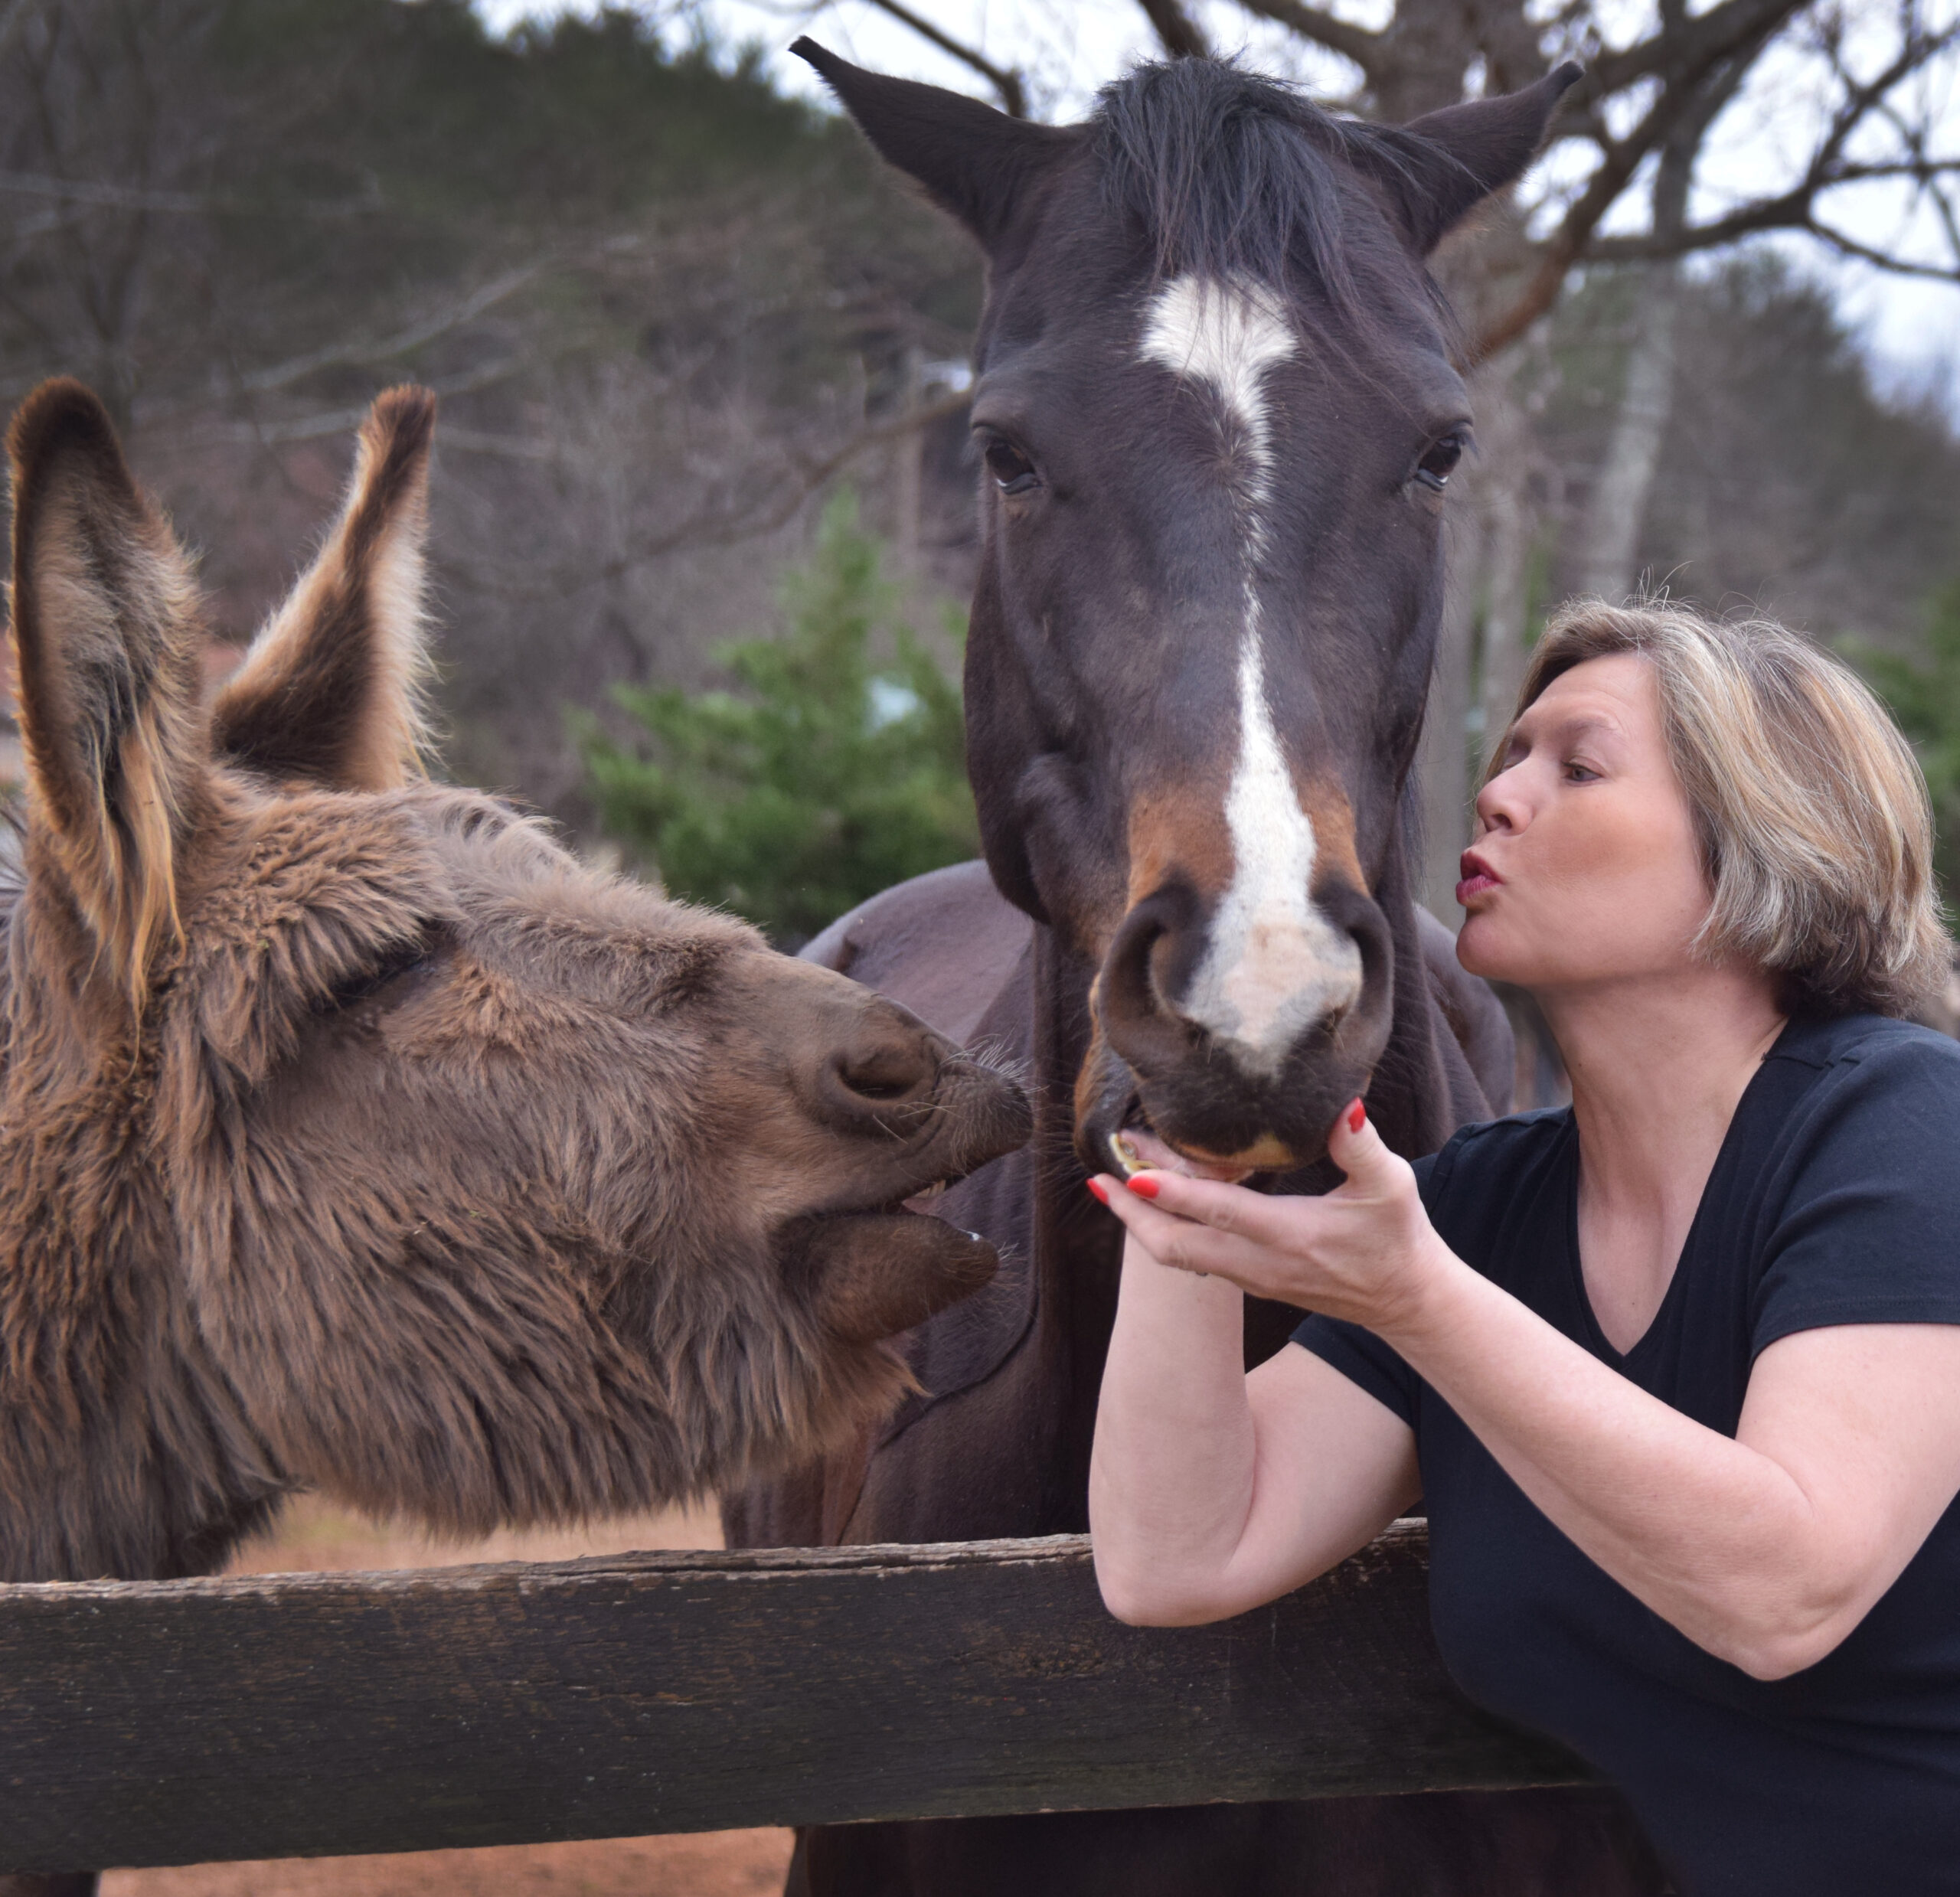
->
<box><xmin>803</xmin><ymin>46</ymin><xmax>1573</xmax><ymax>1173</ymax></box>
<box><xmin>1</xmin><ymin>380</ymin><xmax>1029</xmax><ymax>1563</ymax></box>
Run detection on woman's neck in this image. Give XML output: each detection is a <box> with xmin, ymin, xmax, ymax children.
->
<box><xmin>1538</xmin><ymin>965</ymin><xmax>1786</xmax><ymax>1220</ymax></box>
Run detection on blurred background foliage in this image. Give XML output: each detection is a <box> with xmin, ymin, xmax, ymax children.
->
<box><xmin>1844</xmin><ymin>586</ymin><xmax>1960</xmax><ymax>913</ymax></box>
<box><xmin>582</xmin><ymin>492</ymin><xmax>975</xmax><ymax>945</ymax></box>
<box><xmin>4</xmin><ymin>0</ymin><xmax>1959</xmax><ymax>943</ymax></box>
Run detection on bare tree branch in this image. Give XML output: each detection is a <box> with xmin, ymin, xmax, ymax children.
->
<box><xmin>0</xmin><ymin>167</ymin><xmax>378</xmax><ymax>217</ymax></box>
<box><xmin>233</xmin><ymin>265</ymin><xmax>539</xmax><ymax>397</ymax></box>
<box><xmin>1138</xmin><ymin>0</ymin><xmax>1212</xmax><ymax>60</ymax></box>
<box><xmin>454</xmin><ymin>388</ymin><xmax>975</xmax><ymax>599</ymax></box>
<box><xmin>181</xmin><ymin>358</ymin><xmax>524</xmax><ymax>446</ymax></box>
<box><xmin>853</xmin><ymin>0</ymin><xmax>1027</xmax><ymax>116</ymax></box>
<box><xmin>1585</xmin><ymin>0</ymin><xmax>1802</xmax><ymax>98</ymax></box>
<box><xmin>1230</xmin><ymin>0</ymin><xmax>1383</xmax><ymax>77</ymax></box>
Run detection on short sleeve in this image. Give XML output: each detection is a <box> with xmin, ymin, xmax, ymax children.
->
<box><xmin>1287</xmin><ymin>1146</ymin><xmax>1456</xmax><ymax>1426</ymax></box>
<box><xmin>1753</xmin><ymin>1032</ymin><xmax>1960</xmax><ymax>1357</ymax></box>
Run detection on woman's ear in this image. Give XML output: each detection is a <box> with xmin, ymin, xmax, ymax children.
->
<box><xmin>211</xmin><ymin>386</ymin><xmax>436</xmax><ymax>792</ymax></box>
<box><xmin>5</xmin><ymin>378</ymin><xmax>207</xmax><ymax>997</ymax></box>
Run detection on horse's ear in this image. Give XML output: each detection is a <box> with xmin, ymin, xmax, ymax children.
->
<box><xmin>1371</xmin><ymin>63</ymin><xmax>1582</xmax><ymax>254</ymax></box>
<box><xmin>792</xmin><ymin>38</ymin><xmax>1076</xmax><ymax>249</ymax></box>
<box><xmin>212</xmin><ymin>386</ymin><xmax>435</xmax><ymax>792</ymax></box>
<box><xmin>6</xmin><ymin>379</ymin><xmax>205</xmax><ymax>999</ymax></box>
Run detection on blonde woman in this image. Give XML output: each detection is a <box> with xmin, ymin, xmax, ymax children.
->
<box><xmin>1087</xmin><ymin>602</ymin><xmax>1960</xmax><ymax>1897</ymax></box>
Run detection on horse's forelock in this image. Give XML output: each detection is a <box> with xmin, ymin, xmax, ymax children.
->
<box><xmin>1092</xmin><ymin>60</ymin><xmax>1419</xmax><ymax>329</ymax></box>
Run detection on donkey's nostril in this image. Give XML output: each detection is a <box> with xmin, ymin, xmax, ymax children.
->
<box><xmin>835</xmin><ymin>1050</ymin><xmax>925</xmax><ymax>1101</ymax></box>
<box><xmin>824</xmin><ymin>1023</ymin><xmax>941</xmax><ymax>1116</ymax></box>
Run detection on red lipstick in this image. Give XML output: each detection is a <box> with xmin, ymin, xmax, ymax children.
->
<box><xmin>1455</xmin><ymin>849</ymin><xmax>1501</xmax><ymax>906</ymax></box>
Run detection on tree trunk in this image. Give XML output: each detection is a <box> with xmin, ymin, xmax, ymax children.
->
<box><xmin>1570</xmin><ymin>100</ymin><xmax>1703</xmax><ymax>604</ymax></box>
<box><xmin>1573</xmin><ymin>259</ymin><xmax>1682</xmax><ymax>602</ymax></box>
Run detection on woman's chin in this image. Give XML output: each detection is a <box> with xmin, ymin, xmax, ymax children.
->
<box><xmin>1453</xmin><ymin>913</ymin><xmax>1521</xmax><ymax>984</ymax></box>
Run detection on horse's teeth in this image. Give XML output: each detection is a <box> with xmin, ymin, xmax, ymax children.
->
<box><xmin>1110</xmin><ymin>1131</ymin><xmax>1143</xmax><ymax>1177</ymax></box>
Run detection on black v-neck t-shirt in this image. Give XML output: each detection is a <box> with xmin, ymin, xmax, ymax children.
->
<box><xmin>1294</xmin><ymin>1011</ymin><xmax>1960</xmax><ymax>1896</ymax></box>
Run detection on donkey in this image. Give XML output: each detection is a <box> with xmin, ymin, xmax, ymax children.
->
<box><xmin>0</xmin><ymin>375</ymin><xmax>1029</xmax><ymax>1664</ymax></box>
<box><xmin>725</xmin><ymin>48</ymin><xmax>1670</xmax><ymax>1895</ymax></box>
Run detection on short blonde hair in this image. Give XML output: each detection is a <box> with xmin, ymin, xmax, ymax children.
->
<box><xmin>1496</xmin><ymin>600</ymin><xmax>1949</xmax><ymax>1018</ymax></box>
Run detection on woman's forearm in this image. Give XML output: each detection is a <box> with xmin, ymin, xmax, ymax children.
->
<box><xmin>1088</xmin><ymin>1243</ymin><xmax>1257</xmax><ymax>1624</ymax></box>
<box><xmin>1387</xmin><ymin>1250</ymin><xmax>1844</xmax><ymax>1678</ymax></box>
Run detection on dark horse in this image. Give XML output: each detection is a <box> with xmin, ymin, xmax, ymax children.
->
<box><xmin>727</xmin><ymin>45</ymin><xmax>1669</xmax><ymax>1895</ymax></box>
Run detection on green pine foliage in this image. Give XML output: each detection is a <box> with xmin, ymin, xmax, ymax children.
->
<box><xmin>1847</xmin><ymin>583</ymin><xmax>1960</xmax><ymax>911</ymax></box>
<box><xmin>583</xmin><ymin>496</ymin><xmax>978</xmax><ymax>947</ymax></box>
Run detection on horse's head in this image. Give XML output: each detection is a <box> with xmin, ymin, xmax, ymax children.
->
<box><xmin>803</xmin><ymin>44</ymin><xmax>1573</xmax><ymax>1174</ymax></box>
<box><xmin>0</xmin><ymin>380</ymin><xmax>1029</xmax><ymax>1571</ymax></box>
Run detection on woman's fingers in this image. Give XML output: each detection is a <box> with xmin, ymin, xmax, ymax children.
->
<box><xmin>1089</xmin><ymin>1175</ymin><xmax>1280</xmax><ymax>1283</ymax></box>
<box><xmin>1118</xmin><ymin>1167</ymin><xmax>1302</xmax><ymax>1246</ymax></box>
<box><xmin>1326</xmin><ymin>1097</ymin><xmax>1395</xmax><ymax>1187</ymax></box>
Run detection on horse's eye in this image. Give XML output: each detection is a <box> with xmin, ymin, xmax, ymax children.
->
<box><xmin>1415</xmin><ymin>433</ymin><xmax>1467</xmax><ymax>491</ymax></box>
<box><xmin>984</xmin><ymin>438</ymin><xmax>1039</xmax><ymax>496</ymax></box>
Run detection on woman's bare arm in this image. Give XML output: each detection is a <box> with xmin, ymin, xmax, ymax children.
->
<box><xmin>1088</xmin><ymin>1233</ymin><xmax>1418</xmax><ymax>1626</ymax></box>
<box><xmin>1096</xmin><ymin>1112</ymin><xmax>1960</xmax><ymax>1678</ymax></box>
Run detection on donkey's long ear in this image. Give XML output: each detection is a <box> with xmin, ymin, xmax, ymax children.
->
<box><xmin>1370</xmin><ymin>63</ymin><xmax>1582</xmax><ymax>254</ymax></box>
<box><xmin>212</xmin><ymin>387</ymin><xmax>434</xmax><ymax>792</ymax></box>
<box><xmin>6</xmin><ymin>379</ymin><xmax>205</xmax><ymax>997</ymax></box>
<box><xmin>792</xmin><ymin>39</ymin><xmax>1077</xmax><ymax>249</ymax></box>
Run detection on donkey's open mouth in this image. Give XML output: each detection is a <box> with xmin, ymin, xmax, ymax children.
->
<box><xmin>783</xmin><ymin>1050</ymin><xmax>1031</xmax><ymax>1344</ymax></box>
<box><xmin>781</xmin><ymin>1192</ymin><xmax>1000</xmax><ymax>1347</ymax></box>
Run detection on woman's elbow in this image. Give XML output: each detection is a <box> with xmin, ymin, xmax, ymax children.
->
<box><xmin>1093</xmin><ymin>1554</ymin><xmax>1232</xmax><ymax>1628</ymax></box>
<box><xmin>1708</xmin><ymin>1594</ymin><xmax>1857</xmax><ymax>1682</ymax></box>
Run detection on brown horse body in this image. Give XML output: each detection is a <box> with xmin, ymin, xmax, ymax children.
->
<box><xmin>727</xmin><ymin>44</ymin><xmax>1670</xmax><ymax>1895</ymax></box>
<box><xmin>0</xmin><ymin>380</ymin><xmax>1027</xmax><ymax>1886</ymax></box>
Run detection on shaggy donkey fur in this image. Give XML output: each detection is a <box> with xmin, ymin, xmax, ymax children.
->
<box><xmin>0</xmin><ymin>380</ymin><xmax>1030</xmax><ymax>1597</ymax></box>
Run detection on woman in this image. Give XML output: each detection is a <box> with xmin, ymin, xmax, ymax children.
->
<box><xmin>1087</xmin><ymin>601</ymin><xmax>1960</xmax><ymax>1897</ymax></box>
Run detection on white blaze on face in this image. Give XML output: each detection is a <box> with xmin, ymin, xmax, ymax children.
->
<box><xmin>1138</xmin><ymin>276</ymin><xmax>1363</xmax><ymax>1075</ymax></box>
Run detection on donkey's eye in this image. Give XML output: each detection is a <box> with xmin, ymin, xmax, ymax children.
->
<box><xmin>1414</xmin><ymin>432</ymin><xmax>1467</xmax><ymax>491</ymax></box>
<box><xmin>983</xmin><ymin>437</ymin><xmax>1039</xmax><ymax>496</ymax></box>
<box><xmin>322</xmin><ymin>939</ymin><xmax>433</xmax><ymax>1013</ymax></box>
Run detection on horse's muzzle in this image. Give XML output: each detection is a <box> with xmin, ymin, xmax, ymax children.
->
<box><xmin>1077</xmin><ymin>880</ymin><xmax>1395</xmax><ymax>1174</ymax></box>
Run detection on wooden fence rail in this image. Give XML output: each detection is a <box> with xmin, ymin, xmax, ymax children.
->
<box><xmin>0</xmin><ymin>1520</ymin><xmax>1592</xmax><ymax>1874</ymax></box>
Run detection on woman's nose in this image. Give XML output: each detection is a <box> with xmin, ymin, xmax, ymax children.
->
<box><xmin>1475</xmin><ymin>766</ymin><xmax>1526</xmax><ymax>833</ymax></box>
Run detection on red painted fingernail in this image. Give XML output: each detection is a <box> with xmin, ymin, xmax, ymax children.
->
<box><xmin>1125</xmin><ymin>1173</ymin><xmax>1161</xmax><ymax>1199</ymax></box>
<box><xmin>1346</xmin><ymin>1099</ymin><xmax>1366</xmax><ymax>1135</ymax></box>
<box><xmin>1086</xmin><ymin>1177</ymin><xmax>1109</xmax><ymax>1204</ymax></box>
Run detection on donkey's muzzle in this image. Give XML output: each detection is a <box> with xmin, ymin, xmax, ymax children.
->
<box><xmin>1086</xmin><ymin>879</ymin><xmax>1394</xmax><ymax>1173</ymax></box>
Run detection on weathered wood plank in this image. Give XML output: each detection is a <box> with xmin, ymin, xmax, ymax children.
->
<box><xmin>0</xmin><ymin>1521</ymin><xmax>1592</xmax><ymax>1873</ymax></box>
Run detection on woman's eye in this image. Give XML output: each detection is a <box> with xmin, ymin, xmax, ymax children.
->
<box><xmin>1564</xmin><ymin>761</ymin><xmax>1600</xmax><ymax>783</ymax></box>
<box><xmin>1415</xmin><ymin>433</ymin><xmax>1466</xmax><ymax>491</ymax></box>
<box><xmin>984</xmin><ymin>438</ymin><xmax>1039</xmax><ymax>495</ymax></box>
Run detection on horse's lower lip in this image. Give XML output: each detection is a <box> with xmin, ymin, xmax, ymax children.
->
<box><xmin>1111</xmin><ymin>1121</ymin><xmax>1269</xmax><ymax>1183</ymax></box>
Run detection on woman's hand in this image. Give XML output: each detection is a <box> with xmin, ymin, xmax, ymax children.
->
<box><xmin>1090</xmin><ymin>1103</ymin><xmax>1452</xmax><ymax>1333</ymax></box>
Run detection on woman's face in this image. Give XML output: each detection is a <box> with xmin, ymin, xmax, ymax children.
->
<box><xmin>1456</xmin><ymin>654</ymin><xmax>1714</xmax><ymax>994</ymax></box>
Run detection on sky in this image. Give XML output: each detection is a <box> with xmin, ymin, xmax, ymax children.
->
<box><xmin>475</xmin><ymin>0</ymin><xmax>1960</xmax><ymax>410</ymax></box>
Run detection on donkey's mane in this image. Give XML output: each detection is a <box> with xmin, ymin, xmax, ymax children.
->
<box><xmin>1093</xmin><ymin>60</ymin><xmax>1437</xmax><ymax>325</ymax></box>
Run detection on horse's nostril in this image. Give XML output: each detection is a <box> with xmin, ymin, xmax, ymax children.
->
<box><xmin>1101</xmin><ymin>886</ymin><xmax>1205</xmax><ymax>1073</ymax></box>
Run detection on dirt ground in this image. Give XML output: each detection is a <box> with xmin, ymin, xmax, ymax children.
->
<box><xmin>100</xmin><ymin>1497</ymin><xmax>795</xmax><ymax>1897</ymax></box>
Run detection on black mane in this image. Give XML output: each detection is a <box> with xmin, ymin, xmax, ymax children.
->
<box><xmin>1093</xmin><ymin>59</ymin><xmax>1422</xmax><ymax>309</ymax></box>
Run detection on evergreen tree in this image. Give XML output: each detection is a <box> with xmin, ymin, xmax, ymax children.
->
<box><xmin>1846</xmin><ymin>583</ymin><xmax>1960</xmax><ymax>914</ymax></box>
<box><xmin>583</xmin><ymin>495</ymin><xmax>978</xmax><ymax>947</ymax></box>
